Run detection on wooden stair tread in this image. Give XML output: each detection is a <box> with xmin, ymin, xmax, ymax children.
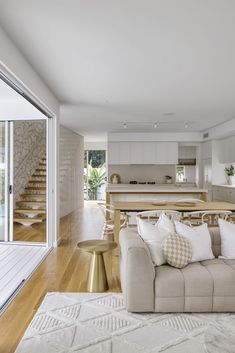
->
<box><xmin>25</xmin><ymin>187</ymin><xmax>46</xmax><ymax>190</ymax></box>
<box><xmin>29</xmin><ymin>181</ymin><xmax>46</xmax><ymax>184</ymax></box>
<box><xmin>16</xmin><ymin>201</ymin><xmax>46</xmax><ymax>206</ymax></box>
<box><xmin>14</xmin><ymin>209</ymin><xmax>46</xmax><ymax>214</ymax></box>
<box><xmin>21</xmin><ymin>194</ymin><xmax>46</xmax><ymax>197</ymax></box>
<box><xmin>14</xmin><ymin>217</ymin><xmax>44</xmax><ymax>223</ymax></box>
<box><xmin>35</xmin><ymin>168</ymin><xmax>46</xmax><ymax>172</ymax></box>
<box><xmin>32</xmin><ymin>174</ymin><xmax>46</xmax><ymax>177</ymax></box>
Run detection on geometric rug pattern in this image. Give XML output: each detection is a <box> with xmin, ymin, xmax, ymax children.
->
<box><xmin>15</xmin><ymin>292</ymin><xmax>235</xmax><ymax>353</ymax></box>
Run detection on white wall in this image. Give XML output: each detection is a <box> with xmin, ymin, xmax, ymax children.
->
<box><xmin>60</xmin><ymin>126</ymin><xmax>84</xmax><ymax>218</ymax></box>
<box><xmin>84</xmin><ymin>141</ymin><xmax>107</xmax><ymax>150</ymax></box>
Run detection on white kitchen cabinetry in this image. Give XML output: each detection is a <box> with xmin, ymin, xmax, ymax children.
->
<box><xmin>178</xmin><ymin>146</ymin><xmax>196</xmax><ymax>159</ymax></box>
<box><xmin>142</xmin><ymin>143</ymin><xmax>156</xmax><ymax>164</ymax></box>
<box><xmin>108</xmin><ymin>141</ymin><xmax>178</xmax><ymax>165</ymax></box>
<box><xmin>212</xmin><ymin>185</ymin><xmax>235</xmax><ymax>202</ymax></box>
<box><xmin>156</xmin><ymin>142</ymin><xmax>178</xmax><ymax>164</ymax></box>
<box><xmin>119</xmin><ymin>143</ymin><xmax>130</xmax><ymax>164</ymax></box>
<box><xmin>218</xmin><ymin>136</ymin><xmax>235</xmax><ymax>164</ymax></box>
<box><xmin>202</xmin><ymin>158</ymin><xmax>212</xmax><ymax>201</ymax></box>
<box><xmin>130</xmin><ymin>142</ymin><xmax>143</xmax><ymax>164</ymax></box>
<box><xmin>108</xmin><ymin>142</ymin><xmax>120</xmax><ymax>164</ymax></box>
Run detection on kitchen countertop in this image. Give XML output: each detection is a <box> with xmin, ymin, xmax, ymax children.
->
<box><xmin>213</xmin><ymin>184</ymin><xmax>235</xmax><ymax>189</ymax></box>
<box><xmin>106</xmin><ymin>184</ymin><xmax>207</xmax><ymax>193</ymax></box>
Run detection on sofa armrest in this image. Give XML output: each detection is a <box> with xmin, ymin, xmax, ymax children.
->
<box><xmin>119</xmin><ymin>228</ymin><xmax>155</xmax><ymax>312</ymax></box>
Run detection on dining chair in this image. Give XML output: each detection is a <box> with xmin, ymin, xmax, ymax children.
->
<box><xmin>136</xmin><ymin>210</ymin><xmax>181</xmax><ymax>224</ymax></box>
<box><xmin>98</xmin><ymin>202</ymin><xmax>129</xmax><ymax>240</ymax></box>
<box><xmin>184</xmin><ymin>210</ymin><xmax>232</xmax><ymax>227</ymax></box>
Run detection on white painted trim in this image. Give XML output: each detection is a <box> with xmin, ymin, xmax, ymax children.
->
<box><xmin>9</xmin><ymin>122</ymin><xmax>14</xmax><ymax>242</ymax></box>
<box><xmin>4</xmin><ymin>122</ymin><xmax>9</xmax><ymax>242</ymax></box>
<box><xmin>0</xmin><ymin>71</ymin><xmax>58</xmax><ymax>248</ymax></box>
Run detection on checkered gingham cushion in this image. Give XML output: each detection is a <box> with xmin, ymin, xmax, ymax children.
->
<box><xmin>162</xmin><ymin>234</ymin><xmax>192</xmax><ymax>268</ymax></box>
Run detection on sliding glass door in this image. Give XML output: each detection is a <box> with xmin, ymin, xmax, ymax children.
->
<box><xmin>0</xmin><ymin>121</ymin><xmax>8</xmax><ymax>241</ymax></box>
<box><xmin>0</xmin><ymin>119</ymin><xmax>47</xmax><ymax>243</ymax></box>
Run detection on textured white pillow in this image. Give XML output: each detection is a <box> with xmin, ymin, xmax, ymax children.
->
<box><xmin>137</xmin><ymin>212</ymin><xmax>174</xmax><ymax>266</ymax></box>
<box><xmin>156</xmin><ymin>212</ymin><xmax>175</xmax><ymax>234</ymax></box>
<box><xmin>218</xmin><ymin>219</ymin><xmax>235</xmax><ymax>258</ymax></box>
<box><xmin>174</xmin><ymin>221</ymin><xmax>214</xmax><ymax>262</ymax></box>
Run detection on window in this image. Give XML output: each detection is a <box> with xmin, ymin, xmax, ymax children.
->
<box><xmin>84</xmin><ymin>150</ymin><xmax>106</xmax><ymax>200</ymax></box>
<box><xmin>176</xmin><ymin>166</ymin><xmax>186</xmax><ymax>182</ymax></box>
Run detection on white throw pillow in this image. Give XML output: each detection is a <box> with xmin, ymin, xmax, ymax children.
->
<box><xmin>218</xmin><ymin>219</ymin><xmax>235</xmax><ymax>258</ymax></box>
<box><xmin>156</xmin><ymin>212</ymin><xmax>175</xmax><ymax>234</ymax></box>
<box><xmin>174</xmin><ymin>221</ymin><xmax>214</xmax><ymax>262</ymax></box>
<box><xmin>137</xmin><ymin>212</ymin><xmax>174</xmax><ymax>266</ymax></box>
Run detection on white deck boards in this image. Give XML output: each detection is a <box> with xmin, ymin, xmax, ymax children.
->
<box><xmin>0</xmin><ymin>244</ymin><xmax>48</xmax><ymax>310</ymax></box>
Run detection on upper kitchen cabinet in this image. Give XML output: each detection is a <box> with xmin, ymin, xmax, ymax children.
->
<box><xmin>142</xmin><ymin>143</ymin><xmax>156</xmax><ymax>164</ymax></box>
<box><xmin>178</xmin><ymin>146</ymin><xmax>196</xmax><ymax>159</ymax></box>
<box><xmin>108</xmin><ymin>142</ymin><xmax>130</xmax><ymax>164</ymax></box>
<box><xmin>218</xmin><ymin>136</ymin><xmax>235</xmax><ymax>164</ymax></box>
<box><xmin>130</xmin><ymin>142</ymin><xmax>143</xmax><ymax>164</ymax></box>
<box><xmin>108</xmin><ymin>142</ymin><xmax>120</xmax><ymax>164</ymax></box>
<box><xmin>155</xmin><ymin>142</ymin><xmax>178</xmax><ymax>164</ymax></box>
<box><xmin>108</xmin><ymin>141</ymin><xmax>178</xmax><ymax>164</ymax></box>
<box><xmin>119</xmin><ymin>142</ymin><xmax>130</xmax><ymax>164</ymax></box>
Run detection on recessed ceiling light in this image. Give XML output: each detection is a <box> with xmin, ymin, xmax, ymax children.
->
<box><xmin>154</xmin><ymin>122</ymin><xmax>158</xmax><ymax>128</ymax></box>
<box><xmin>123</xmin><ymin>122</ymin><xmax>127</xmax><ymax>129</ymax></box>
<box><xmin>184</xmin><ymin>121</ymin><xmax>189</xmax><ymax>129</ymax></box>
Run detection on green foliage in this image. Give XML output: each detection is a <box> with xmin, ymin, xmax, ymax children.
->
<box><xmin>225</xmin><ymin>165</ymin><xmax>235</xmax><ymax>176</ymax></box>
<box><xmin>86</xmin><ymin>161</ymin><xmax>106</xmax><ymax>200</ymax></box>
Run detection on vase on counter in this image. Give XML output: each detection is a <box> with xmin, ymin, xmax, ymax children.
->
<box><xmin>227</xmin><ymin>176</ymin><xmax>235</xmax><ymax>185</ymax></box>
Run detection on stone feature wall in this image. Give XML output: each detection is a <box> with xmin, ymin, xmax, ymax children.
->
<box><xmin>14</xmin><ymin>120</ymin><xmax>46</xmax><ymax>205</ymax></box>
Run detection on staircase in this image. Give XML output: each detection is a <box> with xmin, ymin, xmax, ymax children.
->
<box><xmin>14</xmin><ymin>157</ymin><xmax>47</xmax><ymax>226</ymax></box>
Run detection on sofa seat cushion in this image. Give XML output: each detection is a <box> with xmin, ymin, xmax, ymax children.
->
<box><xmin>155</xmin><ymin>259</ymin><xmax>235</xmax><ymax>312</ymax></box>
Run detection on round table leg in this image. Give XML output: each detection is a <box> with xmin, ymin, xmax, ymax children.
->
<box><xmin>87</xmin><ymin>252</ymin><xmax>108</xmax><ymax>292</ymax></box>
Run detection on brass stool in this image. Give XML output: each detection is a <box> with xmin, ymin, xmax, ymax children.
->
<box><xmin>77</xmin><ymin>240</ymin><xmax>117</xmax><ymax>292</ymax></box>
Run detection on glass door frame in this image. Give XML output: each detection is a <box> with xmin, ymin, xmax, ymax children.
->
<box><xmin>0</xmin><ymin>70</ymin><xmax>57</xmax><ymax>248</ymax></box>
<box><xmin>1</xmin><ymin>118</ymin><xmax>49</xmax><ymax>244</ymax></box>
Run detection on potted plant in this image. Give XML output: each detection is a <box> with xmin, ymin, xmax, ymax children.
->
<box><xmin>86</xmin><ymin>162</ymin><xmax>106</xmax><ymax>200</ymax></box>
<box><xmin>165</xmin><ymin>175</ymin><xmax>173</xmax><ymax>184</ymax></box>
<box><xmin>225</xmin><ymin>165</ymin><xmax>235</xmax><ymax>185</ymax></box>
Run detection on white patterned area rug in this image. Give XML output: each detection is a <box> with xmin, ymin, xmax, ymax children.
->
<box><xmin>15</xmin><ymin>292</ymin><xmax>235</xmax><ymax>353</ymax></box>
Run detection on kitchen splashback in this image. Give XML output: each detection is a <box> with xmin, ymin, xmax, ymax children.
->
<box><xmin>108</xmin><ymin>164</ymin><xmax>176</xmax><ymax>184</ymax></box>
<box><xmin>108</xmin><ymin>164</ymin><xmax>196</xmax><ymax>184</ymax></box>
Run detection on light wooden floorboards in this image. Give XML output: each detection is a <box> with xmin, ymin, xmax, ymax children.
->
<box><xmin>0</xmin><ymin>202</ymin><xmax>120</xmax><ymax>353</ymax></box>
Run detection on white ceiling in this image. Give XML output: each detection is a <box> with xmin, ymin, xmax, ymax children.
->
<box><xmin>0</xmin><ymin>0</ymin><xmax>235</xmax><ymax>140</ymax></box>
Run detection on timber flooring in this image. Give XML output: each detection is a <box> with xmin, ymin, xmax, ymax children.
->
<box><xmin>13</xmin><ymin>221</ymin><xmax>46</xmax><ymax>242</ymax></box>
<box><xmin>0</xmin><ymin>201</ymin><xmax>120</xmax><ymax>353</ymax></box>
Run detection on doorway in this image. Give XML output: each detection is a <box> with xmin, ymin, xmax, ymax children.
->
<box><xmin>0</xmin><ymin>119</ymin><xmax>48</xmax><ymax>243</ymax></box>
<box><xmin>84</xmin><ymin>150</ymin><xmax>106</xmax><ymax>201</ymax></box>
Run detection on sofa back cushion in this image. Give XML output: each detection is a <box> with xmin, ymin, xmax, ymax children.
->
<box><xmin>209</xmin><ymin>227</ymin><xmax>221</xmax><ymax>257</ymax></box>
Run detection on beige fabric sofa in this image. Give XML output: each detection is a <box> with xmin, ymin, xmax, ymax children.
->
<box><xmin>120</xmin><ymin>227</ymin><xmax>235</xmax><ymax>312</ymax></box>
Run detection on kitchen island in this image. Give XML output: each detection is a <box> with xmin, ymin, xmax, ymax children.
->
<box><xmin>106</xmin><ymin>184</ymin><xmax>208</xmax><ymax>205</ymax></box>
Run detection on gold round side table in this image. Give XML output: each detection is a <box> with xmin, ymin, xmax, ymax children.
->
<box><xmin>77</xmin><ymin>240</ymin><xmax>117</xmax><ymax>292</ymax></box>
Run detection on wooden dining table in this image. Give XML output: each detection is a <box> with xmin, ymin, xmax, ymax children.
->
<box><xmin>113</xmin><ymin>201</ymin><xmax>235</xmax><ymax>243</ymax></box>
